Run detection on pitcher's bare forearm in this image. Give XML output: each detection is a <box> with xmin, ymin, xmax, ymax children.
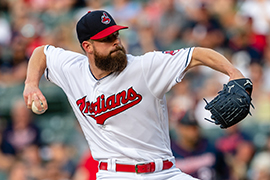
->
<box><xmin>25</xmin><ymin>45</ymin><xmax>47</xmax><ymax>86</ymax></box>
<box><xmin>187</xmin><ymin>47</ymin><xmax>244</xmax><ymax>80</ymax></box>
<box><xmin>23</xmin><ymin>45</ymin><xmax>48</xmax><ymax>110</ymax></box>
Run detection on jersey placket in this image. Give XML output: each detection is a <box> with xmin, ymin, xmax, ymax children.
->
<box><xmin>92</xmin><ymin>81</ymin><xmax>101</xmax><ymax>99</ymax></box>
<box><xmin>93</xmin><ymin>81</ymin><xmax>106</xmax><ymax>129</ymax></box>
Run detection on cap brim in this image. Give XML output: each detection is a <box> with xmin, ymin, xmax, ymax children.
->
<box><xmin>90</xmin><ymin>25</ymin><xmax>128</xmax><ymax>40</ymax></box>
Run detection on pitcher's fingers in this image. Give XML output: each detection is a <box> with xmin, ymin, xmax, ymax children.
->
<box><xmin>27</xmin><ymin>95</ymin><xmax>32</xmax><ymax>109</ymax></box>
<box><xmin>24</xmin><ymin>95</ymin><xmax>29</xmax><ymax>108</ymax></box>
<box><xmin>33</xmin><ymin>93</ymin><xmax>43</xmax><ymax>110</ymax></box>
<box><xmin>39</xmin><ymin>95</ymin><xmax>48</xmax><ymax>110</ymax></box>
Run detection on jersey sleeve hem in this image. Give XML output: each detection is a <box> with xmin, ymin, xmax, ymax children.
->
<box><xmin>43</xmin><ymin>45</ymin><xmax>51</xmax><ymax>82</ymax></box>
<box><xmin>175</xmin><ymin>47</ymin><xmax>195</xmax><ymax>83</ymax></box>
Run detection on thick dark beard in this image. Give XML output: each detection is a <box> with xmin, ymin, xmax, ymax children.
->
<box><xmin>93</xmin><ymin>46</ymin><xmax>127</xmax><ymax>74</ymax></box>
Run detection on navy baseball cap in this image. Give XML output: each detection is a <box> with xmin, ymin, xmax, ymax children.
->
<box><xmin>178</xmin><ymin>110</ymin><xmax>199</xmax><ymax>126</ymax></box>
<box><xmin>76</xmin><ymin>10</ymin><xmax>128</xmax><ymax>43</ymax></box>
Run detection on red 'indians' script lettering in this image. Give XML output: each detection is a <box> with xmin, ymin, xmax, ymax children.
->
<box><xmin>76</xmin><ymin>87</ymin><xmax>142</xmax><ymax>125</ymax></box>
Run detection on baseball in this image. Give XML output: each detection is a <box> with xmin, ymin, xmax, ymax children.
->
<box><xmin>31</xmin><ymin>100</ymin><xmax>46</xmax><ymax>114</ymax></box>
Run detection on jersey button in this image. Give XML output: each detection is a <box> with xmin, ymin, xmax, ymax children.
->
<box><xmin>97</xmin><ymin>82</ymin><xmax>100</xmax><ymax>85</ymax></box>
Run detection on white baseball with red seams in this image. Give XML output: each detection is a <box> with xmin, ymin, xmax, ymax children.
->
<box><xmin>44</xmin><ymin>45</ymin><xmax>198</xmax><ymax>179</ymax></box>
<box><xmin>31</xmin><ymin>100</ymin><xmax>45</xmax><ymax>114</ymax></box>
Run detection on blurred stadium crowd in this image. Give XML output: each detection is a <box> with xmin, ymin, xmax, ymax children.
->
<box><xmin>0</xmin><ymin>0</ymin><xmax>270</xmax><ymax>179</ymax></box>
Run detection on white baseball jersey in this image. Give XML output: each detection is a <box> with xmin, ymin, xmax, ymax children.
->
<box><xmin>44</xmin><ymin>45</ymin><xmax>194</xmax><ymax>163</ymax></box>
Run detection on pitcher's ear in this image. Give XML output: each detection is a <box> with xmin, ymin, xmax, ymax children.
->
<box><xmin>82</xmin><ymin>41</ymin><xmax>94</xmax><ymax>54</ymax></box>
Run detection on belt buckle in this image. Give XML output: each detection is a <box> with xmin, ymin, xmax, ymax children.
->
<box><xmin>135</xmin><ymin>162</ymin><xmax>155</xmax><ymax>174</ymax></box>
<box><xmin>135</xmin><ymin>163</ymin><xmax>145</xmax><ymax>174</ymax></box>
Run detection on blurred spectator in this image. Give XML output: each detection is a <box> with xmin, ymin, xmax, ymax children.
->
<box><xmin>135</xmin><ymin>18</ymin><xmax>159</xmax><ymax>53</ymax></box>
<box><xmin>46</xmin><ymin>142</ymin><xmax>76</xmax><ymax>179</ymax></box>
<box><xmin>0</xmin><ymin>13</ymin><xmax>11</xmax><ymax>45</ymax></box>
<box><xmin>1</xmin><ymin>99</ymin><xmax>42</xmax><ymax>156</ymax></box>
<box><xmin>140</xmin><ymin>0</ymin><xmax>164</xmax><ymax>26</ymax></box>
<box><xmin>262</xmin><ymin>44</ymin><xmax>270</xmax><ymax>92</ymax></box>
<box><xmin>43</xmin><ymin>160</ymin><xmax>70</xmax><ymax>180</ymax></box>
<box><xmin>7</xmin><ymin>160</ymin><xmax>28</xmax><ymax>180</ymax></box>
<box><xmin>230</xmin><ymin>0</ymin><xmax>270</xmax><ymax>70</ymax></box>
<box><xmin>0</xmin><ymin>0</ymin><xmax>49</xmax><ymax>87</ymax></box>
<box><xmin>8</xmin><ymin>0</ymin><xmax>45</xmax><ymax>51</ymax></box>
<box><xmin>155</xmin><ymin>0</ymin><xmax>186</xmax><ymax>50</ymax></box>
<box><xmin>237</xmin><ymin>0</ymin><xmax>270</xmax><ymax>49</ymax></box>
<box><xmin>84</xmin><ymin>0</ymin><xmax>105</xmax><ymax>10</ymax></box>
<box><xmin>167</xmin><ymin>77</ymin><xmax>196</xmax><ymax>132</ymax></box>
<box><xmin>39</xmin><ymin>0</ymin><xmax>77</xmax><ymax>31</ymax></box>
<box><xmin>39</xmin><ymin>1</ymin><xmax>79</xmax><ymax>51</ymax></box>
<box><xmin>69</xmin><ymin>121</ymin><xmax>91</xmax><ymax>161</ymax></box>
<box><xmin>0</xmin><ymin>36</ymin><xmax>29</xmax><ymax>87</ymax></box>
<box><xmin>75</xmin><ymin>0</ymin><xmax>106</xmax><ymax>22</ymax></box>
<box><xmin>42</xmin><ymin>23</ymin><xmax>80</xmax><ymax>52</ymax></box>
<box><xmin>69</xmin><ymin>121</ymin><xmax>98</xmax><ymax>180</ymax></box>
<box><xmin>0</xmin><ymin>0</ymin><xmax>8</xmax><ymax>12</ymax></box>
<box><xmin>73</xmin><ymin>150</ymin><xmax>99</xmax><ymax>180</ymax></box>
<box><xmin>171</xmin><ymin>110</ymin><xmax>229</xmax><ymax>180</ymax></box>
<box><xmin>229</xmin><ymin>28</ymin><xmax>254</xmax><ymax>77</ymax></box>
<box><xmin>249</xmin><ymin>133</ymin><xmax>270</xmax><ymax>179</ymax></box>
<box><xmin>210</xmin><ymin>0</ymin><xmax>239</xmax><ymax>31</ymax></box>
<box><xmin>181</xmin><ymin>2</ymin><xmax>226</xmax><ymax>49</ymax></box>
<box><xmin>20</xmin><ymin>144</ymin><xmax>45</xmax><ymax>180</ymax></box>
<box><xmin>229</xmin><ymin>140</ymin><xmax>255</xmax><ymax>180</ymax></box>
<box><xmin>229</xmin><ymin>17</ymin><xmax>263</xmax><ymax>74</ymax></box>
<box><xmin>249</xmin><ymin>132</ymin><xmax>270</xmax><ymax>180</ymax></box>
<box><xmin>0</xmin><ymin>133</ymin><xmax>14</xmax><ymax>176</ymax></box>
<box><xmin>250</xmin><ymin>152</ymin><xmax>270</xmax><ymax>180</ymax></box>
<box><xmin>216</xmin><ymin>125</ymin><xmax>253</xmax><ymax>156</ymax></box>
<box><xmin>248</xmin><ymin>62</ymin><xmax>270</xmax><ymax>124</ymax></box>
<box><xmin>215</xmin><ymin>125</ymin><xmax>255</xmax><ymax>180</ymax></box>
<box><xmin>105</xmin><ymin>0</ymin><xmax>142</xmax><ymax>25</ymax></box>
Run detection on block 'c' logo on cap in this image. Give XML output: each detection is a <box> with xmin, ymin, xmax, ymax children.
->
<box><xmin>101</xmin><ymin>12</ymin><xmax>111</xmax><ymax>24</ymax></box>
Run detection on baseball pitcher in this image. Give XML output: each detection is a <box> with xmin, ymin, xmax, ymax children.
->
<box><xmin>23</xmin><ymin>10</ymin><xmax>253</xmax><ymax>180</ymax></box>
